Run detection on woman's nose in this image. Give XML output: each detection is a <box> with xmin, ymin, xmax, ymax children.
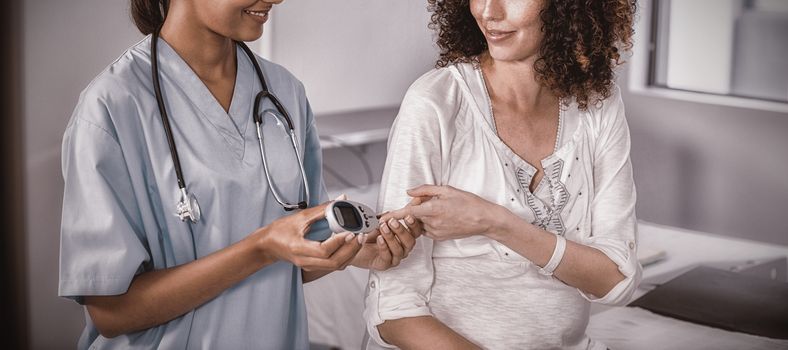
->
<box><xmin>481</xmin><ymin>0</ymin><xmax>505</xmax><ymax>22</ymax></box>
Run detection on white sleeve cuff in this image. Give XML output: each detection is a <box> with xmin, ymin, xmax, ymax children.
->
<box><xmin>580</xmin><ymin>237</ymin><xmax>642</xmax><ymax>306</ymax></box>
<box><xmin>364</xmin><ymin>275</ymin><xmax>433</xmax><ymax>348</ymax></box>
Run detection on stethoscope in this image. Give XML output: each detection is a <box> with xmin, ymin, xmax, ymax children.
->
<box><xmin>151</xmin><ymin>29</ymin><xmax>311</xmax><ymax>223</ymax></box>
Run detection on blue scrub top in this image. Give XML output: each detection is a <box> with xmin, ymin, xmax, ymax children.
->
<box><xmin>59</xmin><ymin>35</ymin><xmax>328</xmax><ymax>349</ymax></box>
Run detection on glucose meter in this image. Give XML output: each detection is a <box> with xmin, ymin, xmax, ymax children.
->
<box><xmin>326</xmin><ymin>200</ymin><xmax>379</xmax><ymax>235</ymax></box>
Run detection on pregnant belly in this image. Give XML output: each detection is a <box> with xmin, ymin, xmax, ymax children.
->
<box><xmin>428</xmin><ymin>256</ymin><xmax>590</xmax><ymax>350</ymax></box>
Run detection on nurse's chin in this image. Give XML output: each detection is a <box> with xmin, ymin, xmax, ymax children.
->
<box><xmin>233</xmin><ymin>28</ymin><xmax>265</xmax><ymax>43</ymax></box>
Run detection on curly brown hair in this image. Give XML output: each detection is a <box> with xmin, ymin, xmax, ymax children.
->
<box><xmin>427</xmin><ymin>0</ymin><xmax>636</xmax><ymax>110</ymax></box>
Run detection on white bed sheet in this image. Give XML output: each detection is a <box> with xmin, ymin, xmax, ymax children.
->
<box><xmin>305</xmin><ymin>185</ymin><xmax>380</xmax><ymax>349</ymax></box>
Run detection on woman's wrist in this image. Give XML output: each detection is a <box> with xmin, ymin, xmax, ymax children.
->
<box><xmin>483</xmin><ymin>205</ymin><xmax>525</xmax><ymax>242</ymax></box>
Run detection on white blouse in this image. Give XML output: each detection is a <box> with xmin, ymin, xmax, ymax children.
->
<box><xmin>363</xmin><ymin>62</ymin><xmax>642</xmax><ymax>350</ymax></box>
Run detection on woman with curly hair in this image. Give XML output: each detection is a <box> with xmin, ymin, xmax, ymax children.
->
<box><xmin>363</xmin><ymin>0</ymin><xmax>640</xmax><ymax>349</ymax></box>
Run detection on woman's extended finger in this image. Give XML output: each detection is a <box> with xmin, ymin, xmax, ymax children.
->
<box><xmin>382</xmin><ymin>201</ymin><xmax>434</xmax><ymax>222</ymax></box>
<box><xmin>407</xmin><ymin>195</ymin><xmax>431</xmax><ymax>207</ymax></box>
<box><xmin>406</xmin><ymin>185</ymin><xmax>448</xmax><ymax>198</ymax></box>
<box><xmin>379</xmin><ymin>207</ymin><xmax>411</xmax><ymax>222</ymax></box>
<box><xmin>389</xmin><ymin>218</ymin><xmax>415</xmax><ymax>255</ymax></box>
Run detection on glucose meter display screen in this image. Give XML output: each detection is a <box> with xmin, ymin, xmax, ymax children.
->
<box><xmin>338</xmin><ymin>206</ymin><xmax>361</xmax><ymax>229</ymax></box>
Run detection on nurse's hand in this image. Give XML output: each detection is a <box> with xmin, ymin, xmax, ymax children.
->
<box><xmin>351</xmin><ymin>197</ymin><xmax>425</xmax><ymax>271</ymax></box>
<box><xmin>256</xmin><ymin>202</ymin><xmax>362</xmax><ymax>272</ymax></box>
<box><xmin>384</xmin><ymin>185</ymin><xmax>505</xmax><ymax>241</ymax></box>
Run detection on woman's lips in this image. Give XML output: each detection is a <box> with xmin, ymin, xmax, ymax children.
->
<box><xmin>485</xmin><ymin>29</ymin><xmax>516</xmax><ymax>43</ymax></box>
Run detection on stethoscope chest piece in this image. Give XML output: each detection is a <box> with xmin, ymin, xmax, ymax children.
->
<box><xmin>175</xmin><ymin>188</ymin><xmax>201</xmax><ymax>223</ymax></box>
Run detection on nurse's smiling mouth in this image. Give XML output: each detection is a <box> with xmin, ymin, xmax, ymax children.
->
<box><xmin>244</xmin><ymin>8</ymin><xmax>271</xmax><ymax>23</ymax></box>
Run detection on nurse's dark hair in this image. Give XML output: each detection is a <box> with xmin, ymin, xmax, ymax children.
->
<box><xmin>130</xmin><ymin>0</ymin><xmax>170</xmax><ymax>34</ymax></box>
<box><xmin>427</xmin><ymin>0</ymin><xmax>637</xmax><ymax>111</ymax></box>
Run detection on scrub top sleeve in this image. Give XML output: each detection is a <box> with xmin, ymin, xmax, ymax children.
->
<box><xmin>364</xmin><ymin>85</ymin><xmax>442</xmax><ymax>348</ymax></box>
<box><xmin>59</xmin><ymin>106</ymin><xmax>150</xmax><ymax>304</ymax></box>
<box><xmin>581</xmin><ymin>87</ymin><xmax>642</xmax><ymax>306</ymax></box>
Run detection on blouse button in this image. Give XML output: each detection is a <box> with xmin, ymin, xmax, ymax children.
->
<box><xmin>629</xmin><ymin>242</ymin><xmax>635</xmax><ymax>250</ymax></box>
<box><xmin>370</xmin><ymin>281</ymin><xmax>376</xmax><ymax>289</ymax></box>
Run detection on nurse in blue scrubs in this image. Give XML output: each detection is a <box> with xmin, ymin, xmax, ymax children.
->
<box><xmin>58</xmin><ymin>0</ymin><xmax>422</xmax><ymax>348</ymax></box>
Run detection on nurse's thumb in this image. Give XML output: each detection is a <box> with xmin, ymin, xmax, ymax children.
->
<box><xmin>301</xmin><ymin>202</ymin><xmax>330</xmax><ymax>225</ymax></box>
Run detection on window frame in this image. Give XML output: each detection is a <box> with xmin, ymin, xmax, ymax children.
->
<box><xmin>628</xmin><ymin>0</ymin><xmax>788</xmax><ymax>113</ymax></box>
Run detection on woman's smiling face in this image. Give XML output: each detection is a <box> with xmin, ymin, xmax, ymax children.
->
<box><xmin>470</xmin><ymin>0</ymin><xmax>545</xmax><ymax>63</ymax></box>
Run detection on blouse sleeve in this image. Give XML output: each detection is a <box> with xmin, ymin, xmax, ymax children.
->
<box><xmin>59</xmin><ymin>97</ymin><xmax>151</xmax><ymax>304</ymax></box>
<box><xmin>580</xmin><ymin>86</ymin><xmax>642</xmax><ymax>306</ymax></box>
<box><xmin>363</xmin><ymin>82</ymin><xmax>444</xmax><ymax>348</ymax></box>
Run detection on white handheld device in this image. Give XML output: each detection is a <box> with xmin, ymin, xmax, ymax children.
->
<box><xmin>325</xmin><ymin>200</ymin><xmax>379</xmax><ymax>234</ymax></box>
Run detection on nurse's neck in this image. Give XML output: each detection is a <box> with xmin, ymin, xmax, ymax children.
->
<box><xmin>159</xmin><ymin>14</ymin><xmax>237</xmax><ymax>113</ymax></box>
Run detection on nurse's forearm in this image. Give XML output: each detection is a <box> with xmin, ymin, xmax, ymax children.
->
<box><xmin>84</xmin><ymin>233</ymin><xmax>275</xmax><ymax>338</ymax></box>
<box><xmin>378</xmin><ymin>316</ymin><xmax>480</xmax><ymax>350</ymax></box>
<box><xmin>484</xmin><ymin>207</ymin><xmax>625</xmax><ymax>298</ymax></box>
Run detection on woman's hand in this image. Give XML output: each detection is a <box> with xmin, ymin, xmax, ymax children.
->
<box><xmin>255</xmin><ymin>202</ymin><xmax>362</xmax><ymax>272</ymax></box>
<box><xmin>352</xmin><ymin>198</ymin><xmax>425</xmax><ymax>270</ymax></box>
<box><xmin>385</xmin><ymin>185</ymin><xmax>508</xmax><ymax>241</ymax></box>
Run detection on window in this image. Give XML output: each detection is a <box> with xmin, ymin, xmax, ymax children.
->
<box><xmin>649</xmin><ymin>0</ymin><xmax>788</xmax><ymax>103</ymax></box>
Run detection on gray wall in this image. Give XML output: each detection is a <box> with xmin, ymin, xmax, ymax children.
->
<box><xmin>621</xmin><ymin>68</ymin><xmax>788</xmax><ymax>245</ymax></box>
<box><xmin>267</xmin><ymin>0</ymin><xmax>436</xmax><ymax>115</ymax></box>
<box><xmin>23</xmin><ymin>0</ymin><xmax>142</xmax><ymax>348</ymax></box>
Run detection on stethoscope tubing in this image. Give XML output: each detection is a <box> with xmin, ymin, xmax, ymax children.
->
<box><xmin>152</xmin><ymin>30</ymin><xmax>187</xmax><ymax>190</ymax></box>
<box><xmin>151</xmin><ymin>28</ymin><xmax>310</xmax><ymax>223</ymax></box>
<box><xmin>255</xmin><ymin>121</ymin><xmax>311</xmax><ymax>211</ymax></box>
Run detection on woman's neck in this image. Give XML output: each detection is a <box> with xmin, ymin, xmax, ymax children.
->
<box><xmin>159</xmin><ymin>10</ymin><xmax>236</xmax><ymax>85</ymax></box>
<box><xmin>480</xmin><ymin>52</ymin><xmax>557</xmax><ymax>116</ymax></box>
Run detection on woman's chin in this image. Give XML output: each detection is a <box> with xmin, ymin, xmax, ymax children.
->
<box><xmin>486</xmin><ymin>46</ymin><xmax>535</xmax><ymax>63</ymax></box>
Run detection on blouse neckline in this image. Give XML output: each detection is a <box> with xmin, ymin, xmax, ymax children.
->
<box><xmin>450</xmin><ymin>62</ymin><xmax>584</xmax><ymax>177</ymax></box>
